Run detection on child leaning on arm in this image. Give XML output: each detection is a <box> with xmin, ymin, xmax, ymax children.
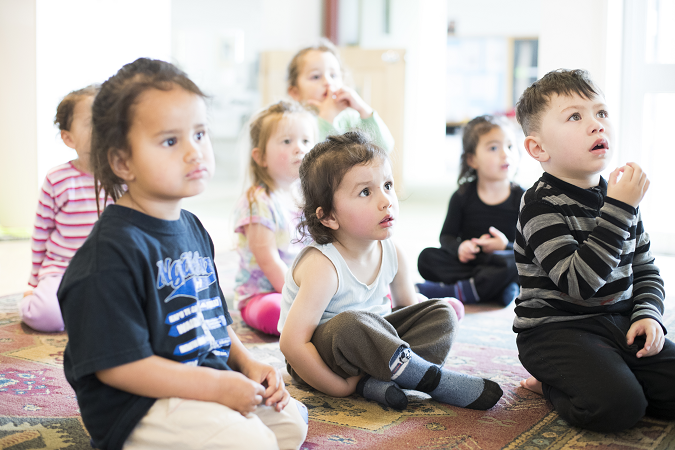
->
<box><xmin>286</xmin><ymin>38</ymin><xmax>395</xmax><ymax>152</ymax></box>
<box><xmin>277</xmin><ymin>131</ymin><xmax>502</xmax><ymax>411</ymax></box>
<box><xmin>512</xmin><ymin>68</ymin><xmax>675</xmax><ymax>433</ymax></box>
<box><xmin>57</xmin><ymin>58</ymin><xmax>307</xmax><ymax>450</ymax></box>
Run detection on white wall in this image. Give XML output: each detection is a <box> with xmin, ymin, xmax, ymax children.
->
<box><xmin>358</xmin><ymin>0</ymin><xmax>448</xmax><ymax>195</ymax></box>
<box><xmin>0</xmin><ymin>0</ymin><xmax>172</xmax><ymax>229</ymax></box>
<box><xmin>0</xmin><ymin>0</ymin><xmax>38</xmax><ymax>228</ymax></box>
<box><xmin>447</xmin><ymin>0</ymin><xmax>541</xmax><ymax>37</ymax></box>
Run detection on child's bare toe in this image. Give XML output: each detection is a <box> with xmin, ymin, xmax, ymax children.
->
<box><xmin>520</xmin><ymin>377</ymin><xmax>543</xmax><ymax>395</ymax></box>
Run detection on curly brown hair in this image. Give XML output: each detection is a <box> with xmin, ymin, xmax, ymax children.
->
<box><xmin>297</xmin><ymin>130</ymin><xmax>388</xmax><ymax>245</ymax></box>
<box><xmin>54</xmin><ymin>84</ymin><xmax>100</xmax><ymax>132</ymax></box>
<box><xmin>91</xmin><ymin>58</ymin><xmax>206</xmax><ymax>214</ymax></box>
<box><xmin>515</xmin><ymin>68</ymin><xmax>600</xmax><ymax>136</ymax></box>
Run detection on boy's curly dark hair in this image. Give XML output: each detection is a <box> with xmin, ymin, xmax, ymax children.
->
<box><xmin>91</xmin><ymin>58</ymin><xmax>205</xmax><ymax>214</ymax></box>
<box><xmin>516</xmin><ymin>68</ymin><xmax>600</xmax><ymax>136</ymax></box>
<box><xmin>297</xmin><ymin>130</ymin><xmax>388</xmax><ymax>245</ymax></box>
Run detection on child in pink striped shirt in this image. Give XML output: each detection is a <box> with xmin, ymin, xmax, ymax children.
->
<box><xmin>21</xmin><ymin>84</ymin><xmax>110</xmax><ymax>332</ymax></box>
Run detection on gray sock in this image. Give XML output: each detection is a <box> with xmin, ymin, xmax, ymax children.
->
<box><xmin>356</xmin><ymin>375</ymin><xmax>408</xmax><ymax>410</ymax></box>
<box><xmin>389</xmin><ymin>346</ymin><xmax>502</xmax><ymax>410</ymax></box>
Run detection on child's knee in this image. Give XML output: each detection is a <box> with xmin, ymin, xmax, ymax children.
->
<box><xmin>19</xmin><ymin>293</ymin><xmax>64</xmax><ymax>332</ymax></box>
<box><xmin>565</xmin><ymin>386</ymin><xmax>647</xmax><ymax>432</ymax></box>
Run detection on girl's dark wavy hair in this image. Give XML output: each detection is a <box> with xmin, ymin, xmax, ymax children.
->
<box><xmin>297</xmin><ymin>130</ymin><xmax>388</xmax><ymax>245</ymax></box>
<box><xmin>457</xmin><ymin>114</ymin><xmax>512</xmax><ymax>193</ymax></box>
<box><xmin>91</xmin><ymin>57</ymin><xmax>206</xmax><ymax>214</ymax></box>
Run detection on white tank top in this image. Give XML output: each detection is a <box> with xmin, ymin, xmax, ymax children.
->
<box><xmin>278</xmin><ymin>239</ymin><xmax>397</xmax><ymax>333</ymax></box>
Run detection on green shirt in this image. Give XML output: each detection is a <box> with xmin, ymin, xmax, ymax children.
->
<box><xmin>317</xmin><ymin>109</ymin><xmax>395</xmax><ymax>152</ymax></box>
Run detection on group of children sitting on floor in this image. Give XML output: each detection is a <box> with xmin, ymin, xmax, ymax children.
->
<box><xmin>18</xmin><ymin>40</ymin><xmax>674</xmax><ymax>450</ymax></box>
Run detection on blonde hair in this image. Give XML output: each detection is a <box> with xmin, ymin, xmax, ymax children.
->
<box><xmin>287</xmin><ymin>38</ymin><xmax>345</xmax><ymax>92</ymax></box>
<box><xmin>246</xmin><ymin>100</ymin><xmax>316</xmax><ymax>208</ymax></box>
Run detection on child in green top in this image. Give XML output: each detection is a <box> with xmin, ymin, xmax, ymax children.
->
<box><xmin>287</xmin><ymin>39</ymin><xmax>394</xmax><ymax>152</ymax></box>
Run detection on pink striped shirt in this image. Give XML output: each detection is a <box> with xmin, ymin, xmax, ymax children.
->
<box><xmin>29</xmin><ymin>161</ymin><xmax>112</xmax><ymax>287</ymax></box>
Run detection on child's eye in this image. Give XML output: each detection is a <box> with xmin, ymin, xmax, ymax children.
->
<box><xmin>164</xmin><ymin>137</ymin><xmax>177</xmax><ymax>147</ymax></box>
<box><xmin>384</xmin><ymin>181</ymin><xmax>393</xmax><ymax>190</ymax></box>
<box><xmin>303</xmin><ymin>139</ymin><xmax>311</xmax><ymax>145</ymax></box>
<box><xmin>568</xmin><ymin>112</ymin><xmax>581</xmax><ymax>121</ymax></box>
<box><xmin>489</xmin><ymin>145</ymin><xmax>498</xmax><ymax>151</ymax></box>
<box><xmin>597</xmin><ymin>110</ymin><xmax>608</xmax><ymax>119</ymax></box>
<box><xmin>283</xmin><ymin>139</ymin><xmax>291</xmax><ymax>144</ymax></box>
<box><xmin>195</xmin><ymin>131</ymin><xmax>205</xmax><ymax>141</ymax></box>
<box><xmin>359</xmin><ymin>188</ymin><xmax>370</xmax><ymax>197</ymax></box>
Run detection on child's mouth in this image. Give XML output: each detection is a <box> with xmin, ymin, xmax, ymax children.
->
<box><xmin>590</xmin><ymin>139</ymin><xmax>609</xmax><ymax>153</ymax></box>
<box><xmin>379</xmin><ymin>215</ymin><xmax>394</xmax><ymax>227</ymax></box>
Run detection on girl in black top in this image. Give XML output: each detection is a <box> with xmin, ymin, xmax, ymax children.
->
<box><xmin>417</xmin><ymin>115</ymin><xmax>524</xmax><ymax>306</ymax></box>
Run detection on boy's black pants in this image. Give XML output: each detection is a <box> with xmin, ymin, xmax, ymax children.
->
<box><xmin>517</xmin><ymin>314</ymin><xmax>675</xmax><ymax>432</ymax></box>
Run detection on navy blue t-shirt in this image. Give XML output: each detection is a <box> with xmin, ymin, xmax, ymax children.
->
<box><xmin>58</xmin><ymin>205</ymin><xmax>233</xmax><ymax>450</ymax></box>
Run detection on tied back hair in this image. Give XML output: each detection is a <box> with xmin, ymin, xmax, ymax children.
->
<box><xmin>54</xmin><ymin>84</ymin><xmax>100</xmax><ymax>132</ymax></box>
<box><xmin>457</xmin><ymin>114</ymin><xmax>512</xmax><ymax>193</ymax></box>
<box><xmin>91</xmin><ymin>57</ymin><xmax>206</xmax><ymax>215</ymax></box>
<box><xmin>297</xmin><ymin>130</ymin><xmax>388</xmax><ymax>245</ymax></box>
<box><xmin>287</xmin><ymin>38</ymin><xmax>344</xmax><ymax>91</ymax></box>
<box><xmin>246</xmin><ymin>100</ymin><xmax>316</xmax><ymax>212</ymax></box>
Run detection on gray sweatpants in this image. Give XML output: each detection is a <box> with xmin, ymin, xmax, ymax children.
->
<box><xmin>287</xmin><ymin>299</ymin><xmax>457</xmax><ymax>384</ymax></box>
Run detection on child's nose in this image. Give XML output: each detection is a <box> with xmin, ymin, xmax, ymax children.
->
<box><xmin>185</xmin><ymin>140</ymin><xmax>203</xmax><ymax>161</ymax></box>
<box><xmin>590</xmin><ymin>118</ymin><xmax>605</xmax><ymax>134</ymax></box>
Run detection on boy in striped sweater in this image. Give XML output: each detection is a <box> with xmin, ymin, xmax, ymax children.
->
<box><xmin>20</xmin><ymin>84</ymin><xmax>110</xmax><ymax>332</ymax></box>
<box><xmin>513</xmin><ymin>69</ymin><xmax>675</xmax><ymax>432</ymax></box>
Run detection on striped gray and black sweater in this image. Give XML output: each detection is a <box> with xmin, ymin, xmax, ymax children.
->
<box><xmin>513</xmin><ymin>172</ymin><xmax>665</xmax><ymax>333</ymax></box>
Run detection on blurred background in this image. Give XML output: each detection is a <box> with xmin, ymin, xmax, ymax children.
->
<box><xmin>0</xmin><ymin>0</ymin><xmax>674</xmax><ymax>262</ymax></box>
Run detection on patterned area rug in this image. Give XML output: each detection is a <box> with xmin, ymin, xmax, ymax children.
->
<box><xmin>1</xmin><ymin>292</ymin><xmax>674</xmax><ymax>450</ymax></box>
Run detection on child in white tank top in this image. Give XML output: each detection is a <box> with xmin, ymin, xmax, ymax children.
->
<box><xmin>278</xmin><ymin>131</ymin><xmax>503</xmax><ymax>411</ymax></box>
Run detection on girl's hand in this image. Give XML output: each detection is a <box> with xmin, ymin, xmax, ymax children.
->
<box><xmin>471</xmin><ymin>227</ymin><xmax>508</xmax><ymax>254</ymax></box>
<box><xmin>627</xmin><ymin>318</ymin><xmax>665</xmax><ymax>358</ymax></box>
<box><xmin>306</xmin><ymin>86</ymin><xmax>373</xmax><ymax>123</ymax></box>
<box><xmin>607</xmin><ymin>162</ymin><xmax>650</xmax><ymax>208</ymax></box>
<box><xmin>215</xmin><ymin>370</ymin><xmax>266</xmax><ymax>415</ymax></box>
<box><xmin>332</xmin><ymin>86</ymin><xmax>373</xmax><ymax>119</ymax></box>
<box><xmin>458</xmin><ymin>239</ymin><xmax>480</xmax><ymax>263</ymax></box>
<box><xmin>242</xmin><ymin>359</ymin><xmax>290</xmax><ymax>412</ymax></box>
<box><xmin>306</xmin><ymin>89</ymin><xmax>348</xmax><ymax>124</ymax></box>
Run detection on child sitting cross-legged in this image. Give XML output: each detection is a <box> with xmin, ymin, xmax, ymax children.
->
<box><xmin>513</xmin><ymin>68</ymin><xmax>675</xmax><ymax>432</ymax></box>
<box><xmin>278</xmin><ymin>131</ymin><xmax>503</xmax><ymax>411</ymax></box>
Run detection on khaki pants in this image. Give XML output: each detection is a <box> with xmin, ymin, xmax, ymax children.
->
<box><xmin>123</xmin><ymin>397</ymin><xmax>308</xmax><ymax>450</ymax></box>
<box><xmin>288</xmin><ymin>299</ymin><xmax>457</xmax><ymax>384</ymax></box>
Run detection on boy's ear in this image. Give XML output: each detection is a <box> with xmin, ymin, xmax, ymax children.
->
<box><xmin>288</xmin><ymin>86</ymin><xmax>300</xmax><ymax>101</ymax></box>
<box><xmin>251</xmin><ymin>147</ymin><xmax>266</xmax><ymax>167</ymax></box>
<box><xmin>61</xmin><ymin>130</ymin><xmax>76</xmax><ymax>150</ymax></box>
<box><xmin>524</xmin><ymin>135</ymin><xmax>550</xmax><ymax>163</ymax></box>
<box><xmin>109</xmin><ymin>150</ymin><xmax>135</xmax><ymax>182</ymax></box>
<box><xmin>317</xmin><ymin>206</ymin><xmax>339</xmax><ymax>231</ymax></box>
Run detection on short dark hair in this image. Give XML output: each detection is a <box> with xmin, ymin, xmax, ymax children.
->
<box><xmin>91</xmin><ymin>58</ymin><xmax>206</xmax><ymax>213</ymax></box>
<box><xmin>516</xmin><ymin>69</ymin><xmax>601</xmax><ymax>136</ymax></box>
<box><xmin>54</xmin><ymin>84</ymin><xmax>100</xmax><ymax>131</ymax></box>
<box><xmin>297</xmin><ymin>130</ymin><xmax>388</xmax><ymax>245</ymax></box>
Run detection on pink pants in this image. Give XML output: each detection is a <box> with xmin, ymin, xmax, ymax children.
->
<box><xmin>240</xmin><ymin>292</ymin><xmax>282</xmax><ymax>336</ymax></box>
<box><xmin>19</xmin><ymin>275</ymin><xmax>65</xmax><ymax>332</ymax></box>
